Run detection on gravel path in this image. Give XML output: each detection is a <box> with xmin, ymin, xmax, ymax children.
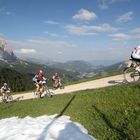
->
<box><xmin>0</xmin><ymin>74</ymin><xmax>125</xmax><ymax>102</ymax></box>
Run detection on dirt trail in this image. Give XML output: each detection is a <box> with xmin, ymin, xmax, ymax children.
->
<box><xmin>0</xmin><ymin>74</ymin><xmax>125</xmax><ymax>102</ymax></box>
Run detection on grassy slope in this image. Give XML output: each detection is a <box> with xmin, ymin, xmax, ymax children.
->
<box><xmin>0</xmin><ymin>83</ymin><xmax>139</xmax><ymax>140</ymax></box>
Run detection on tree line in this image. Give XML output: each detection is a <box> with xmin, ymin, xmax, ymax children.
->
<box><xmin>0</xmin><ymin>68</ymin><xmax>34</xmax><ymax>92</ymax></box>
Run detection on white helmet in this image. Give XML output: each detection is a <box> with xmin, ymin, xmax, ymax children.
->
<box><xmin>4</xmin><ymin>83</ymin><xmax>7</xmax><ymax>86</ymax></box>
<box><xmin>137</xmin><ymin>45</ymin><xmax>140</xmax><ymax>49</ymax></box>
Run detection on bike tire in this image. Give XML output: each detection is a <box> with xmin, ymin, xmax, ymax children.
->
<box><xmin>34</xmin><ymin>91</ymin><xmax>42</xmax><ymax>98</ymax></box>
<box><xmin>46</xmin><ymin>91</ymin><xmax>53</xmax><ymax>98</ymax></box>
<box><xmin>8</xmin><ymin>95</ymin><xmax>13</xmax><ymax>102</ymax></box>
<box><xmin>44</xmin><ymin>86</ymin><xmax>53</xmax><ymax>98</ymax></box>
<box><xmin>124</xmin><ymin>67</ymin><xmax>140</xmax><ymax>83</ymax></box>
<box><xmin>2</xmin><ymin>98</ymin><xmax>7</xmax><ymax>103</ymax></box>
<box><xmin>60</xmin><ymin>84</ymin><xmax>64</xmax><ymax>89</ymax></box>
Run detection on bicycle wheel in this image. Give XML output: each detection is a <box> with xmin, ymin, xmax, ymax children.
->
<box><xmin>44</xmin><ymin>86</ymin><xmax>53</xmax><ymax>98</ymax></box>
<box><xmin>124</xmin><ymin>67</ymin><xmax>140</xmax><ymax>83</ymax></box>
<box><xmin>2</xmin><ymin>98</ymin><xmax>7</xmax><ymax>103</ymax></box>
<box><xmin>34</xmin><ymin>91</ymin><xmax>42</xmax><ymax>98</ymax></box>
<box><xmin>60</xmin><ymin>82</ymin><xmax>64</xmax><ymax>89</ymax></box>
<box><xmin>8</xmin><ymin>95</ymin><xmax>13</xmax><ymax>102</ymax></box>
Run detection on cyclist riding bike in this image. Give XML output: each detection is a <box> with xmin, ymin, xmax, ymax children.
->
<box><xmin>52</xmin><ymin>72</ymin><xmax>62</xmax><ymax>89</ymax></box>
<box><xmin>124</xmin><ymin>45</ymin><xmax>140</xmax><ymax>83</ymax></box>
<box><xmin>32</xmin><ymin>70</ymin><xmax>47</xmax><ymax>93</ymax></box>
<box><xmin>0</xmin><ymin>83</ymin><xmax>11</xmax><ymax>102</ymax></box>
<box><xmin>130</xmin><ymin>45</ymin><xmax>140</xmax><ymax>71</ymax></box>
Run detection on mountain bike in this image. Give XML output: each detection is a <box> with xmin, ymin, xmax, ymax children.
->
<box><xmin>2</xmin><ymin>93</ymin><xmax>13</xmax><ymax>103</ymax></box>
<box><xmin>53</xmin><ymin>80</ymin><xmax>64</xmax><ymax>90</ymax></box>
<box><xmin>123</xmin><ymin>59</ymin><xmax>140</xmax><ymax>83</ymax></box>
<box><xmin>34</xmin><ymin>81</ymin><xmax>53</xmax><ymax>98</ymax></box>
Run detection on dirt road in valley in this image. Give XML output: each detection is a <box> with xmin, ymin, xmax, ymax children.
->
<box><xmin>0</xmin><ymin>74</ymin><xmax>125</xmax><ymax>102</ymax></box>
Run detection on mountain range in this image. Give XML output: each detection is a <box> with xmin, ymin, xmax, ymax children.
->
<box><xmin>0</xmin><ymin>38</ymin><xmax>17</xmax><ymax>61</ymax></box>
<box><xmin>0</xmin><ymin>37</ymin><xmax>127</xmax><ymax>81</ymax></box>
<box><xmin>0</xmin><ymin>38</ymin><xmax>80</xmax><ymax>83</ymax></box>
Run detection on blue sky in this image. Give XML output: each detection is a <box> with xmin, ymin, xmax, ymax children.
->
<box><xmin>0</xmin><ymin>0</ymin><xmax>140</xmax><ymax>64</ymax></box>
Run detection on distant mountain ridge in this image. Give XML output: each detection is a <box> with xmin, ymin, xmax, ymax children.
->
<box><xmin>47</xmin><ymin>60</ymin><xmax>94</xmax><ymax>73</ymax></box>
<box><xmin>0</xmin><ymin>38</ymin><xmax>79</xmax><ymax>83</ymax></box>
<box><xmin>0</xmin><ymin>38</ymin><xmax>17</xmax><ymax>61</ymax></box>
<box><xmin>0</xmin><ymin>37</ymin><xmax>126</xmax><ymax>81</ymax></box>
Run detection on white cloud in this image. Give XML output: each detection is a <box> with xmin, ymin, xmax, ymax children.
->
<box><xmin>8</xmin><ymin>38</ymin><xmax>78</xmax><ymax>62</ymax></box>
<box><xmin>15</xmin><ymin>48</ymin><xmax>37</xmax><ymax>54</ymax></box>
<box><xmin>57</xmin><ymin>51</ymin><xmax>63</xmax><ymax>54</ymax></box>
<box><xmin>65</xmin><ymin>24</ymin><xmax>117</xmax><ymax>36</ymax></box>
<box><xmin>0</xmin><ymin>33</ymin><xmax>5</xmax><ymax>38</ymax></box>
<box><xmin>65</xmin><ymin>25</ymin><xmax>96</xmax><ymax>36</ymax></box>
<box><xmin>72</xmin><ymin>9</ymin><xmax>97</xmax><ymax>21</ymax></box>
<box><xmin>44</xmin><ymin>20</ymin><xmax>59</xmax><ymax>25</ymax></box>
<box><xmin>6</xmin><ymin>11</ymin><xmax>13</xmax><ymax>16</ymax></box>
<box><xmin>109</xmin><ymin>33</ymin><xmax>130</xmax><ymax>40</ymax></box>
<box><xmin>0</xmin><ymin>7</ymin><xmax>13</xmax><ymax>16</ymax></box>
<box><xmin>98</xmin><ymin>0</ymin><xmax>130</xmax><ymax>10</ymax></box>
<box><xmin>28</xmin><ymin>39</ymin><xmax>76</xmax><ymax>48</ymax></box>
<box><xmin>109</xmin><ymin>32</ymin><xmax>140</xmax><ymax>41</ymax></box>
<box><xmin>133</xmin><ymin>34</ymin><xmax>140</xmax><ymax>39</ymax></box>
<box><xmin>131</xmin><ymin>28</ymin><xmax>140</xmax><ymax>33</ymax></box>
<box><xmin>98</xmin><ymin>0</ymin><xmax>109</xmax><ymax>10</ymax></box>
<box><xmin>116</xmin><ymin>11</ymin><xmax>133</xmax><ymax>23</ymax></box>
<box><xmin>7</xmin><ymin>37</ymin><xmax>133</xmax><ymax>63</ymax></box>
<box><xmin>0</xmin><ymin>7</ymin><xmax>5</xmax><ymax>13</ymax></box>
<box><xmin>43</xmin><ymin>31</ymin><xmax>57</xmax><ymax>37</ymax></box>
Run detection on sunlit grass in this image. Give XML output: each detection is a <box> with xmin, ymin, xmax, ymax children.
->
<box><xmin>0</xmin><ymin>83</ymin><xmax>139</xmax><ymax>140</ymax></box>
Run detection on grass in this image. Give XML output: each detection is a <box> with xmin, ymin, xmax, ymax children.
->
<box><xmin>0</xmin><ymin>83</ymin><xmax>140</xmax><ymax>140</ymax></box>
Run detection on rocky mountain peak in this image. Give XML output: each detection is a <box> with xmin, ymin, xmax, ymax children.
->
<box><xmin>0</xmin><ymin>37</ymin><xmax>17</xmax><ymax>61</ymax></box>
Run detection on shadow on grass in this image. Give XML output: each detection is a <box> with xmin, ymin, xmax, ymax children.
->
<box><xmin>38</xmin><ymin>95</ymin><xmax>76</xmax><ymax>140</ymax></box>
<box><xmin>108</xmin><ymin>80</ymin><xmax>124</xmax><ymax>84</ymax></box>
<box><xmin>55</xmin><ymin>95</ymin><xmax>76</xmax><ymax>118</ymax></box>
<box><xmin>92</xmin><ymin>105</ymin><xmax>131</xmax><ymax>140</ymax></box>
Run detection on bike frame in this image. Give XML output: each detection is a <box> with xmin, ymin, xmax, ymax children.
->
<box><xmin>34</xmin><ymin>81</ymin><xmax>53</xmax><ymax>98</ymax></box>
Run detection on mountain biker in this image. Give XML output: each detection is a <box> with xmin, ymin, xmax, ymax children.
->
<box><xmin>52</xmin><ymin>72</ymin><xmax>62</xmax><ymax>89</ymax></box>
<box><xmin>0</xmin><ymin>83</ymin><xmax>11</xmax><ymax>101</ymax></box>
<box><xmin>131</xmin><ymin>45</ymin><xmax>140</xmax><ymax>61</ymax></box>
<box><xmin>32</xmin><ymin>70</ymin><xmax>47</xmax><ymax>93</ymax></box>
<box><xmin>131</xmin><ymin>45</ymin><xmax>140</xmax><ymax>71</ymax></box>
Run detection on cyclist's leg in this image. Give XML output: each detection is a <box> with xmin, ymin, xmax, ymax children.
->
<box><xmin>40</xmin><ymin>85</ymin><xmax>44</xmax><ymax>93</ymax></box>
<box><xmin>2</xmin><ymin>92</ymin><xmax>5</xmax><ymax>100</ymax></box>
<box><xmin>2</xmin><ymin>92</ymin><xmax>8</xmax><ymax>102</ymax></box>
<box><xmin>6</xmin><ymin>90</ymin><xmax>11</xmax><ymax>99</ymax></box>
<box><xmin>36</xmin><ymin>84</ymin><xmax>40</xmax><ymax>92</ymax></box>
<box><xmin>45</xmin><ymin>85</ymin><xmax>53</xmax><ymax>97</ymax></box>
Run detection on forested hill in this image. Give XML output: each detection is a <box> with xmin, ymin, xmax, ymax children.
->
<box><xmin>0</xmin><ymin>68</ymin><xmax>34</xmax><ymax>92</ymax></box>
<box><xmin>0</xmin><ymin>38</ymin><xmax>79</xmax><ymax>91</ymax></box>
<box><xmin>0</xmin><ymin>59</ymin><xmax>79</xmax><ymax>83</ymax></box>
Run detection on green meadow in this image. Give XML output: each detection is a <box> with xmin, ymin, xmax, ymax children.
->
<box><xmin>0</xmin><ymin>83</ymin><xmax>139</xmax><ymax>140</ymax></box>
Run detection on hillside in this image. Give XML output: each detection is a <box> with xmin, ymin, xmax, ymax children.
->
<box><xmin>0</xmin><ymin>68</ymin><xmax>34</xmax><ymax>92</ymax></box>
<box><xmin>0</xmin><ymin>60</ymin><xmax>79</xmax><ymax>83</ymax></box>
<box><xmin>47</xmin><ymin>60</ymin><xmax>126</xmax><ymax>79</ymax></box>
<box><xmin>47</xmin><ymin>60</ymin><xmax>94</xmax><ymax>72</ymax></box>
<box><xmin>0</xmin><ymin>37</ymin><xmax>127</xmax><ymax>85</ymax></box>
<box><xmin>0</xmin><ymin>38</ymin><xmax>80</xmax><ymax>85</ymax></box>
<box><xmin>0</xmin><ymin>83</ymin><xmax>139</xmax><ymax>140</ymax></box>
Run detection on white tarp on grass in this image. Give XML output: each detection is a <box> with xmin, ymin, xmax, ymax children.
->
<box><xmin>0</xmin><ymin>115</ymin><xmax>96</xmax><ymax>140</ymax></box>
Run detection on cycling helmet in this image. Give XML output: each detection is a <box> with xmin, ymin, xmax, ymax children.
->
<box><xmin>55</xmin><ymin>72</ymin><xmax>58</xmax><ymax>76</ymax></box>
<box><xmin>137</xmin><ymin>45</ymin><xmax>140</xmax><ymax>49</ymax></box>
<box><xmin>37</xmin><ymin>70</ymin><xmax>43</xmax><ymax>75</ymax></box>
<box><xmin>4</xmin><ymin>83</ymin><xmax>7</xmax><ymax>86</ymax></box>
<box><xmin>39</xmin><ymin>70</ymin><xmax>43</xmax><ymax>74</ymax></box>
